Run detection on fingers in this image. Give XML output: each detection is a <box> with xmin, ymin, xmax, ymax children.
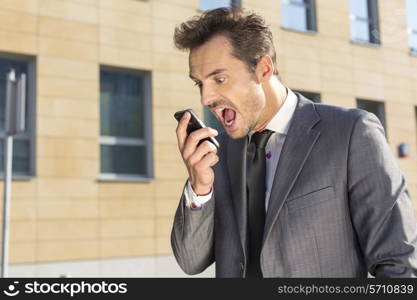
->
<box><xmin>186</xmin><ymin>140</ymin><xmax>218</xmax><ymax>167</ymax></box>
<box><xmin>195</xmin><ymin>152</ymin><xmax>219</xmax><ymax>172</ymax></box>
<box><xmin>176</xmin><ymin>112</ymin><xmax>190</xmax><ymax>151</ymax></box>
<box><xmin>182</xmin><ymin>128</ymin><xmax>218</xmax><ymax>160</ymax></box>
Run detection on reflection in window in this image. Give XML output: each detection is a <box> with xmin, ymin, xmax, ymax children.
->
<box><xmin>100</xmin><ymin>68</ymin><xmax>152</xmax><ymax>178</ymax></box>
<box><xmin>282</xmin><ymin>0</ymin><xmax>317</xmax><ymax>32</ymax></box>
<box><xmin>406</xmin><ymin>0</ymin><xmax>417</xmax><ymax>53</ymax></box>
<box><xmin>100</xmin><ymin>144</ymin><xmax>147</xmax><ymax>175</ymax></box>
<box><xmin>349</xmin><ymin>0</ymin><xmax>380</xmax><ymax>44</ymax></box>
<box><xmin>100</xmin><ymin>72</ymin><xmax>145</xmax><ymax>139</ymax></box>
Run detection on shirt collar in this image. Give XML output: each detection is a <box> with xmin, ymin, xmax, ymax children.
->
<box><xmin>264</xmin><ymin>88</ymin><xmax>298</xmax><ymax>135</ymax></box>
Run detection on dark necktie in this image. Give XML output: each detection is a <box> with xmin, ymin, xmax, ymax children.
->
<box><xmin>246</xmin><ymin>130</ymin><xmax>273</xmax><ymax>278</ymax></box>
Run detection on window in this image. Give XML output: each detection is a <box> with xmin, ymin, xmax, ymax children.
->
<box><xmin>406</xmin><ymin>0</ymin><xmax>417</xmax><ymax>54</ymax></box>
<box><xmin>99</xmin><ymin>67</ymin><xmax>153</xmax><ymax>180</ymax></box>
<box><xmin>357</xmin><ymin>99</ymin><xmax>387</xmax><ymax>133</ymax></box>
<box><xmin>203</xmin><ymin>107</ymin><xmax>224</xmax><ymax>133</ymax></box>
<box><xmin>293</xmin><ymin>90</ymin><xmax>321</xmax><ymax>103</ymax></box>
<box><xmin>199</xmin><ymin>0</ymin><xmax>241</xmax><ymax>11</ymax></box>
<box><xmin>349</xmin><ymin>0</ymin><xmax>380</xmax><ymax>44</ymax></box>
<box><xmin>0</xmin><ymin>55</ymin><xmax>35</xmax><ymax>177</ymax></box>
<box><xmin>281</xmin><ymin>0</ymin><xmax>317</xmax><ymax>32</ymax></box>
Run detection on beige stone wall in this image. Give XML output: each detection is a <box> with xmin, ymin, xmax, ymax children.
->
<box><xmin>0</xmin><ymin>0</ymin><xmax>415</xmax><ymax>265</ymax></box>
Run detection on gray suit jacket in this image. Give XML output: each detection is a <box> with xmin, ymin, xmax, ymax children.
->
<box><xmin>171</xmin><ymin>94</ymin><xmax>417</xmax><ymax>277</ymax></box>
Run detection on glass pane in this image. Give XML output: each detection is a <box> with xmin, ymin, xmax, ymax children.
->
<box><xmin>203</xmin><ymin>107</ymin><xmax>224</xmax><ymax>133</ymax></box>
<box><xmin>282</xmin><ymin>2</ymin><xmax>308</xmax><ymax>31</ymax></box>
<box><xmin>350</xmin><ymin>19</ymin><xmax>370</xmax><ymax>42</ymax></box>
<box><xmin>100</xmin><ymin>70</ymin><xmax>145</xmax><ymax>139</ymax></box>
<box><xmin>100</xmin><ymin>144</ymin><xmax>147</xmax><ymax>175</ymax></box>
<box><xmin>291</xmin><ymin>0</ymin><xmax>306</xmax><ymax>4</ymax></box>
<box><xmin>410</xmin><ymin>32</ymin><xmax>417</xmax><ymax>52</ymax></box>
<box><xmin>0</xmin><ymin>58</ymin><xmax>28</xmax><ymax>133</ymax></box>
<box><xmin>349</xmin><ymin>0</ymin><xmax>369</xmax><ymax>19</ymax></box>
<box><xmin>200</xmin><ymin>0</ymin><xmax>231</xmax><ymax>11</ymax></box>
<box><xmin>0</xmin><ymin>139</ymin><xmax>30</xmax><ymax>174</ymax></box>
<box><xmin>406</xmin><ymin>0</ymin><xmax>417</xmax><ymax>30</ymax></box>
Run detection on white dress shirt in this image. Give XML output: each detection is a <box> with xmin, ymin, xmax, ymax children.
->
<box><xmin>184</xmin><ymin>88</ymin><xmax>298</xmax><ymax>211</ymax></box>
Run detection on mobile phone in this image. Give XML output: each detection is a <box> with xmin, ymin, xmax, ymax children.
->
<box><xmin>174</xmin><ymin>109</ymin><xmax>220</xmax><ymax>149</ymax></box>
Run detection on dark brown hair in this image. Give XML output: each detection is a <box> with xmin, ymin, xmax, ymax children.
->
<box><xmin>174</xmin><ymin>7</ymin><xmax>278</xmax><ymax>76</ymax></box>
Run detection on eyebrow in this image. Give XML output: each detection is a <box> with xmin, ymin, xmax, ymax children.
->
<box><xmin>189</xmin><ymin>68</ymin><xmax>228</xmax><ymax>81</ymax></box>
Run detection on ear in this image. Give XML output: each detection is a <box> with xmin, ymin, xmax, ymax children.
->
<box><xmin>255</xmin><ymin>55</ymin><xmax>274</xmax><ymax>83</ymax></box>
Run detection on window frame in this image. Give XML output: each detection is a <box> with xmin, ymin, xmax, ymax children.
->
<box><xmin>0</xmin><ymin>52</ymin><xmax>36</xmax><ymax>179</ymax></box>
<box><xmin>349</xmin><ymin>0</ymin><xmax>380</xmax><ymax>45</ymax></box>
<box><xmin>98</xmin><ymin>65</ymin><xmax>153</xmax><ymax>182</ymax></box>
<box><xmin>281</xmin><ymin>0</ymin><xmax>318</xmax><ymax>33</ymax></box>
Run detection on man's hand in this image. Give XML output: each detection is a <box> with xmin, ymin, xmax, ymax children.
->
<box><xmin>176</xmin><ymin>112</ymin><xmax>219</xmax><ymax>195</ymax></box>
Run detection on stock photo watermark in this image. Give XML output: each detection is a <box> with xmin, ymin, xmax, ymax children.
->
<box><xmin>2</xmin><ymin>281</ymin><xmax>128</xmax><ymax>297</ymax></box>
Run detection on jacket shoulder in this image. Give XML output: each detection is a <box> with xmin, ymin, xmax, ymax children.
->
<box><xmin>295</xmin><ymin>93</ymin><xmax>370</xmax><ymax>127</ymax></box>
<box><xmin>312</xmin><ymin>102</ymin><xmax>367</xmax><ymax>122</ymax></box>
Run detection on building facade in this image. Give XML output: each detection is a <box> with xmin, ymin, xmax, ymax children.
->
<box><xmin>0</xmin><ymin>0</ymin><xmax>416</xmax><ymax>277</ymax></box>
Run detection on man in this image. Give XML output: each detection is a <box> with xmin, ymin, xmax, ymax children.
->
<box><xmin>171</xmin><ymin>8</ymin><xmax>417</xmax><ymax>277</ymax></box>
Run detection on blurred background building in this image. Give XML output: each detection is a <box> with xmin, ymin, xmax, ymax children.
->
<box><xmin>0</xmin><ymin>0</ymin><xmax>416</xmax><ymax>277</ymax></box>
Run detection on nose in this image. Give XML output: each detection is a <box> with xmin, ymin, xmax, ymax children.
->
<box><xmin>200</xmin><ymin>84</ymin><xmax>217</xmax><ymax>107</ymax></box>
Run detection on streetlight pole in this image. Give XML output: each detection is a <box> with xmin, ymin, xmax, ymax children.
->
<box><xmin>1</xmin><ymin>69</ymin><xmax>26</xmax><ymax>278</ymax></box>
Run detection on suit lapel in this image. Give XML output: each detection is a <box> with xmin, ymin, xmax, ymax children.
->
<box><xmin>227</xmin><ymin>136</ymin><xmax>248</xmax><ymax>258</ymax></box>
<box><xmin>263</xmin><ymin>96</ymin><xmax>321</xmax><ymax>244</ymax></box>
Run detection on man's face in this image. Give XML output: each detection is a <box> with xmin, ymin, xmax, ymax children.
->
<box><xmin>189</xmin><ymin>35</ymin><xmax>266</xmax><ymax>139</ymax></box>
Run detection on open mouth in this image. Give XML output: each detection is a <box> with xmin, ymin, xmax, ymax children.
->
<box><xmin>214</xmin><ymin>107</ymin><xmax>237</xmax><ymax>129</ymax></box>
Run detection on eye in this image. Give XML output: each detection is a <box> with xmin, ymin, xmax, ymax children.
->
<box><xmin>193</xmin><ymin>81</ymin><xmax>202</xmax><ymax>88</ymax></box>
<box><xmin>215</xmin><ymin>77</ymin><xmax>226</xmax><ymax>84</ymax></box>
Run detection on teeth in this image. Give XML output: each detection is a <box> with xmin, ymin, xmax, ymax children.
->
<box><xmin>225</xmin><ymin>119</ymin><xmax>233</xmax><ymax>126</ymax></box>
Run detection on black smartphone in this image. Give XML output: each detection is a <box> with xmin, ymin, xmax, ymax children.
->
<box><xmin>174</xmin><ymin>109</ymin><xmax>220</xmax><ymax>149</ymax></box>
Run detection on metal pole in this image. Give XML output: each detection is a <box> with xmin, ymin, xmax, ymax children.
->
<box><xmin>1</xmin><ymin>69</ymin><xmax>16</xmax><ymax>278</ymax></box>
<box><xmin>1</xmin><ymin>135</ymin><xmax>13</xmax><ymax>278</ymax></box>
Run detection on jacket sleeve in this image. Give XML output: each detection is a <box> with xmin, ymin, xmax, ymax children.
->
<box><xmin>171</xmin><ymin>182</ymin><xmax>215</xmax><ymax>275</ymax></box>
<box><xmin>347</xmin><ymin>111</ymin><xmax>417</xmax><ymax>277</ymax></box>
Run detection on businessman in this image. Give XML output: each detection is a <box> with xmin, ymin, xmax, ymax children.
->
<box><xmin>171</xmin><ymin>8</ymin><xmax>417</xmax><ymax>277</ymax></box>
